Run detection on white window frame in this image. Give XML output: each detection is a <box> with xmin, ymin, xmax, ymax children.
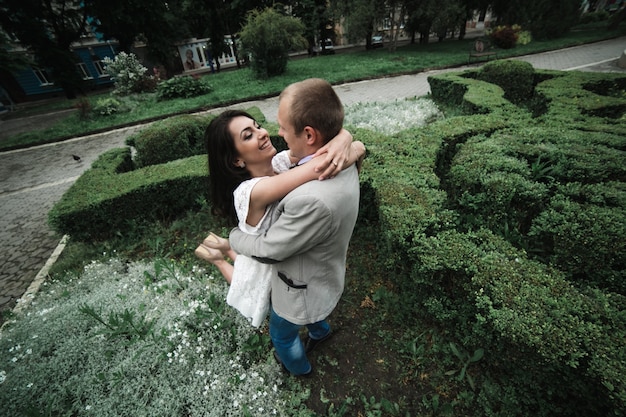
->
<box><xmin>93</xmin><ymin>59</ymin><xmax>107</xmax><ymax>77</ymax></box>
<box><xmin>33</xmin><ymin>68</ymin><xmax>54</xmax><ymax>86</ymax></box>
<box><xmin>76</xmin><ymin>62</ymin><xmax>93</xmax><ymax>80</ymax></box>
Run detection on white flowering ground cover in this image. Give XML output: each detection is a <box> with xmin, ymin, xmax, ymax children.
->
<box><xmin>345</xmin><ymin>98</ymin><xmax>443</xmax><ymax>135</ymax></box>
<box><xmin>0</xmin><ymin>98</ymin><xmax>444</xmax><ymax>415</ymax></box>
<box><xmin>0</xmin><ymin>258</ymin><xmax>308</xmax><ymax>416</ymax></box>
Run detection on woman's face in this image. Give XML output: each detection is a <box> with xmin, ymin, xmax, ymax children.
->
<box><xmin>228</xmin><ymin>116</ymin><xmax>276</xmax><ymax>167</ymax></box>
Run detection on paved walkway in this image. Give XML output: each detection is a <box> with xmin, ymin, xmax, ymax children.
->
<box><xmin>0</xmin><ymin>36</ymin><xmax>624</xmax><ymax>317</ymax></box>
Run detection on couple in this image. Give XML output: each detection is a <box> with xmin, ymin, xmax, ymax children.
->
<box><xmin>195</xmin><ymin>78</ymin><xmax>365</xmax><ymax>376</ymax></box>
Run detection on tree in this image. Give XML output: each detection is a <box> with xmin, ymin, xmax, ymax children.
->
<box><xmin>330</xmin><ymin>0</ymin><xmax>386</xmax><ymax>49</ymax></box>
<box><xmin>404</xmin><ymin>0</ymin><xmax>439</xmax><ymax>44</ymax></box>
<box><xmin>86</xmin><ymin>0</ymin><xmax>188</xmax><ymax>74</ymax></box>
<box><xmin>490</xmin><ymin>0</ymin><xmax>582</xmax><ymax>39</ymax></box>
<box><xmin>431</xmin><ymin>0</ymin><xmax>465</xmax><ymax>41</ymax></box>
<box><xmin>291</xmin><ymin>0</ymin><xmax>334</xmax><ymax>55</ymax></box>
<box><xmin>0</xmin><ymin>0</ymin><xmax>89</xmax><ymax>99</ymax></box>
<box><xmin>0</xmin><ymin>30</ymin><xmax>30</xmax><ymax>74</ymax></box>
<box><xmin>239</xmin><ymin>7</ymin><xmax>307</xmax><ymax>78</ymax></box>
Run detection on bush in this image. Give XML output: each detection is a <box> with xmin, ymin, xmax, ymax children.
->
<box><xmin>529</xmin><ymin>192</ymin><xmax>626</xmax><ymax>293</ymax></box>
<box><xmin>93</xmin><ymin>97</ymin><xmax>124</xmax><ymax>116</ymax></box>
<box><xmin>156</xmin><ymin>76</ymin><xmax>212</xmax><ymax>100</ymax></box>
<box><xmin>103</xmin><ymin>52</ymin><xmax>153</xmax><ymax>95</ymax></box>
<box><xmin>488</xmin><ymin>25</ymin><xmax>519</xmax><ymax>49</ymax></box>
<box><xmin>580</xmin><ymin>10</ymin><xmax>609</xmax><ymax>23</ymax></box>
<box><xmin>48</xmin><ymin>148</ymin><xmax>208</xmax><ymax>241</ymax></box>
<box><xmin>477</xmin><ymin>60</ymin><xmax>536</xmax><ymax>104</ymax></box>
<box><xmin>239</xmin><ymin>7</ymin><xmax>307</xmax><ymax>78</ymax></box>
<box><xmin>127</xmin><ymin>115</ymin><xmax>211</xmax><ymax>168</ymax></box>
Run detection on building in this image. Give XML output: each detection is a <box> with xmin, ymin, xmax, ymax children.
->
<box><xmin>1</xmin><ymin>29</ymin><xmax>118</xmax><ymax>104</ymax></box>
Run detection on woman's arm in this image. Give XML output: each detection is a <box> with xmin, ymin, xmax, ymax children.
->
<box><xmin>243</xmin><ymin>161</ymin><xmax>316</xmax><ymax>226</ymax></box>
<box><xmin>245</xmin><ymin>141</ymin><xmax>365</xmax><ymax>226</ymax></box>
<box><xmin>312</xmin><ymin>128</ymin><xmax>365</xmax><ymax>179</ymax></box>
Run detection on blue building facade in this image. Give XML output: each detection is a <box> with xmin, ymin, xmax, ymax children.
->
<box><xmin>2</xmin><ymin>38</ymin><xmax>117</xmax><ymax>104</ymax></box>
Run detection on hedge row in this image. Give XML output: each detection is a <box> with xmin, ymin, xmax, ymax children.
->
<box><xmin>48</xmin><ymin>65</ymin><xmax>626</xmax><ymax>415</ymax></box>
<box><xmin>48</xmin><ymin>148</ymin><xmax>208</xmax><ymax>241</ymax></box>
<box><xmin>366</xmin><ymin>64</ymin><xmax>626</xmax><ymax>415</ymax></box>
<box><xmin>49</xmin><ymin>108</ymin><xmax>269</xmax><ymax>242</ymax></box>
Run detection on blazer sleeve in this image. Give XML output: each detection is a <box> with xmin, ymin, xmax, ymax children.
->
<box><xmin>229</xmin><ymin>194</ymin><xmax>333</xmax><ymax>263</ymax></box>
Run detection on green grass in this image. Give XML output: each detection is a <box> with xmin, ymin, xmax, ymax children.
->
<box><xmin>2</xmin><ymin>23</ymin><xmax>624</xmax><ymax>151</ymax></box>
<box><xmin>2</xmin><ymin>48</ymin><xmax>625</xmax><ymax>415</ymax></box>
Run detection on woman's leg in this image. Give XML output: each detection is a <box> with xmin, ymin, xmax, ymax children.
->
<box><xmin>194</xmin><ymin>244</ymin><xmax>234</xmax><ymax>284</ymax></box>
<box><xmin>203</xmin><ymin>232</ymin><xmax>238</xmax><ymax>261</ymax></box>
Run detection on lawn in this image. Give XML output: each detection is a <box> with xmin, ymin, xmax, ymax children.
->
<box><xmin>1</xmin><ymin>22</ymin><xmax>624</xmax><ymax>151</ymax></box>
<box><xmin>0</xmin><ymin>21</ymin><xmax>625</xmax><ymax>417</ymax></box>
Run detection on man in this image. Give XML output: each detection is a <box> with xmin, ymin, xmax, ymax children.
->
<box><xmin>229</xmin><ymin>78</ymin><xmax>361</xmax><ymax>376</ymax></box>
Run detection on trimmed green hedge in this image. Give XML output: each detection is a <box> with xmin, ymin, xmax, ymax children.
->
<box><xmin>126</xmin><ymin>115</ymin><xmax>211</xmax><ymax>168</ymax></box>
<box><xmin>48</xmin><ymin>67</ymin><xmax>626</xmax><ymax>415</ymax></box>
<box><xmin>48</xmin><ymin>148</ymin><xmax>208</xmax><ymax>241</ymax></box>
<box><xmin>369</xmin><ymin>67</ymin><xmax>626</xmax><ymax>416</ymax></box>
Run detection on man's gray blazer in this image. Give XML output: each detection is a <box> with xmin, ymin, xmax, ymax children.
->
<box><xmin>229</xmin><ymin>165</ymin><xmax>360</xmax><ymax>325</ymax></box>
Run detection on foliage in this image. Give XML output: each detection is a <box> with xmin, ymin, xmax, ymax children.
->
<box><xmin>103</xmin><ymin>52</ymin><xmax>151</xmax><ymax>95</ymax></box>
<box><xmin>330</xmin><ymin>0</ymin><xmax>386</xmax><ymax>46</ymax></box>
<box><xmin>47</xmin><ymin>148</ymin><xmax>208</xmax><ymax>241</ymax></box>
<box><xmin>86</xmin><ymin>0</ymin><xmax>188</xmax><ymax>72</ymax></box>
<box><xmin>3</xmin><ymin>25</ymin><xmax>625</xmax><ymax>151</ymax></box>
<box><xmin>0</xmin><ymin>0</ymin><xmax>88</xmax><ymax>98</ymax></box>
<box><xmin>487</xmin><ymin>25</ymin><xmax>519</xmax><ymax>48</ymax></box>
<box><xmin>490</xmin><ymin>0</ymin><xmax>582</xmax><ymax>40</ymax></box>
<box><xmin>156</xmin><ymin>76</ymin><xmax>212</xmax><ymax>100</ymax></box>
<box><xmin>580</xmin><ymin>10</ymin><xmax>610</xmax><ymax>24</ymax></box>
<box><xmin>344</xmin><ymin>98</ymin><xmax>444</xmax><ymax>135</ymax></box>
<box><xmin>93</xmin><ymin>97</ymin><xmax>124</xmax><ymax>116</ymax></box>
<box><xmin>0</xmin><ymin>31</ymin><xmax>31</xmax><ymax>73</ymax></box>
<box><xmin>9</xmin><ymin>69</ymin><xmax>626</xmax><ymax>415</ymax></box>
<box><xmin>0</xmin><ymin>258</ymin><xmax>306</xmax><ymax>416</ymax></box>
<box><xmin>127</xmin><ymin>114</ymin><xmax>211</xmax><ymax>167</ymax></box>
<box><xmin>239</xmin><ymin>7</ymin><xmax>308</xmax><ymax>78</ymax></box>
<box><xmin>476</xmin><ymin>59</ymin><xmax>536</xmax><ymax>103</ymax></box>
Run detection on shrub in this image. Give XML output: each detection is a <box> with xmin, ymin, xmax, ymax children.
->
<box><xmin>529</xmin><ymin>192</ymin><xmax>626</xmax><ymax>293</ymax></box>
<box><xmin>156</xmin><ymin>76</ymin><xmax>212</xmax><ymax>101</ymax></box>
<box><xmin>48</xmin><ymin>148</ymin><xmax>208</xmax><ymax>241</ymax></box>
<box><xmin>488</xmin><ymin>25</ymin><xmax>519</xmax><ymax>49</ymax></box>
<box><xmin>580</xmin><ymin>10</ymin><xmax>609</xmax><ymax>23</ymax></box>
<box><xmin>103</xmin><ymin>52</ymin><xmax>152</xmax><ymax>95</ymax></box>
<box><xmin>239</xmin><ymin>7</ymin><xmax>307</xmax><ymax>78</ymax></box>
<box><xmin>477</xmin><ymin>60</ymin><xmax>536</xmax><ymax>104</ymax></box>
<box><xmin>93</xmin><ymin>97</ymin><xmax>124</xmax><ymax>116</ymax></box>
<box><xmin>127</xmin><ymin>115</ymin><xmax>211</xmax><ymax>168</ymax></box>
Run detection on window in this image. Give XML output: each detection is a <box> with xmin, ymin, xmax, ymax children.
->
<box><xmin>33</xmin><ymin>68</ymin><xmax>53</xmax><ymax>86</ymax></box>
<box><xmin>76</xmin><ymin>62</ymin><xmax>92</xmax><ymax>80</ymax></box>
<box><xmin>93</xmin><ymin>59</ymin><xmax>107</xmax><ymax>77</ymax></box>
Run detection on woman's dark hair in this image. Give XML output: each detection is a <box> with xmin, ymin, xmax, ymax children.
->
<box><xmin>205</xmin><ymin>110</ymin><xmax>253</xmax><ymax>223</ymax></box>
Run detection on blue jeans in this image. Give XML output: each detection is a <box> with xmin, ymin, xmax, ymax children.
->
<box><xmin>269</xmin><ymin>306</ymin><xmax>330</xmax><ymax>375</ymax></box>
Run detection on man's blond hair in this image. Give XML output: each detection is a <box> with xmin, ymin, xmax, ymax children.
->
<box><xmin>279</xmin><ymin>78</ymin><xmax>344</xmax><ymax>144</ymax></box>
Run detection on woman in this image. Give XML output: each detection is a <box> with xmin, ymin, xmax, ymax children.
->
<box><xmin>195</xmin><ymin>110</ymin><xmax>364</xmax><ymax>327</ymax></box>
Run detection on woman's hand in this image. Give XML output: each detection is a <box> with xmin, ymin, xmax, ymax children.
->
<box><xmin>312</xmin><ymin>128</ymin><xmax>353</xmax><ymax>179</ymax></box>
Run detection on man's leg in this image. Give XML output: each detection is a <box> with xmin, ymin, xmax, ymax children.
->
<box><xmin>304</xmin><ymin>320</ymin><xmax>332</xmax><ymax>353</ymax></box>
<box><xmin>269</xmin><ymin>306</ymin><xmax>312</xmax><ymax>376</ymax></box>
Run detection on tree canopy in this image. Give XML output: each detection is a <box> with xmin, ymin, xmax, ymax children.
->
<box><xmin>0</xmin><ymin>0</ymin><xmax>598</xmax><ymax>97</ymax></box>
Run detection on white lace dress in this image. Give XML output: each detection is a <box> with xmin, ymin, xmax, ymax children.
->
<box><xmin>226</xmin><ymin>151</ymin><xmax>291</xmax><ymax>327</ymax></box>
